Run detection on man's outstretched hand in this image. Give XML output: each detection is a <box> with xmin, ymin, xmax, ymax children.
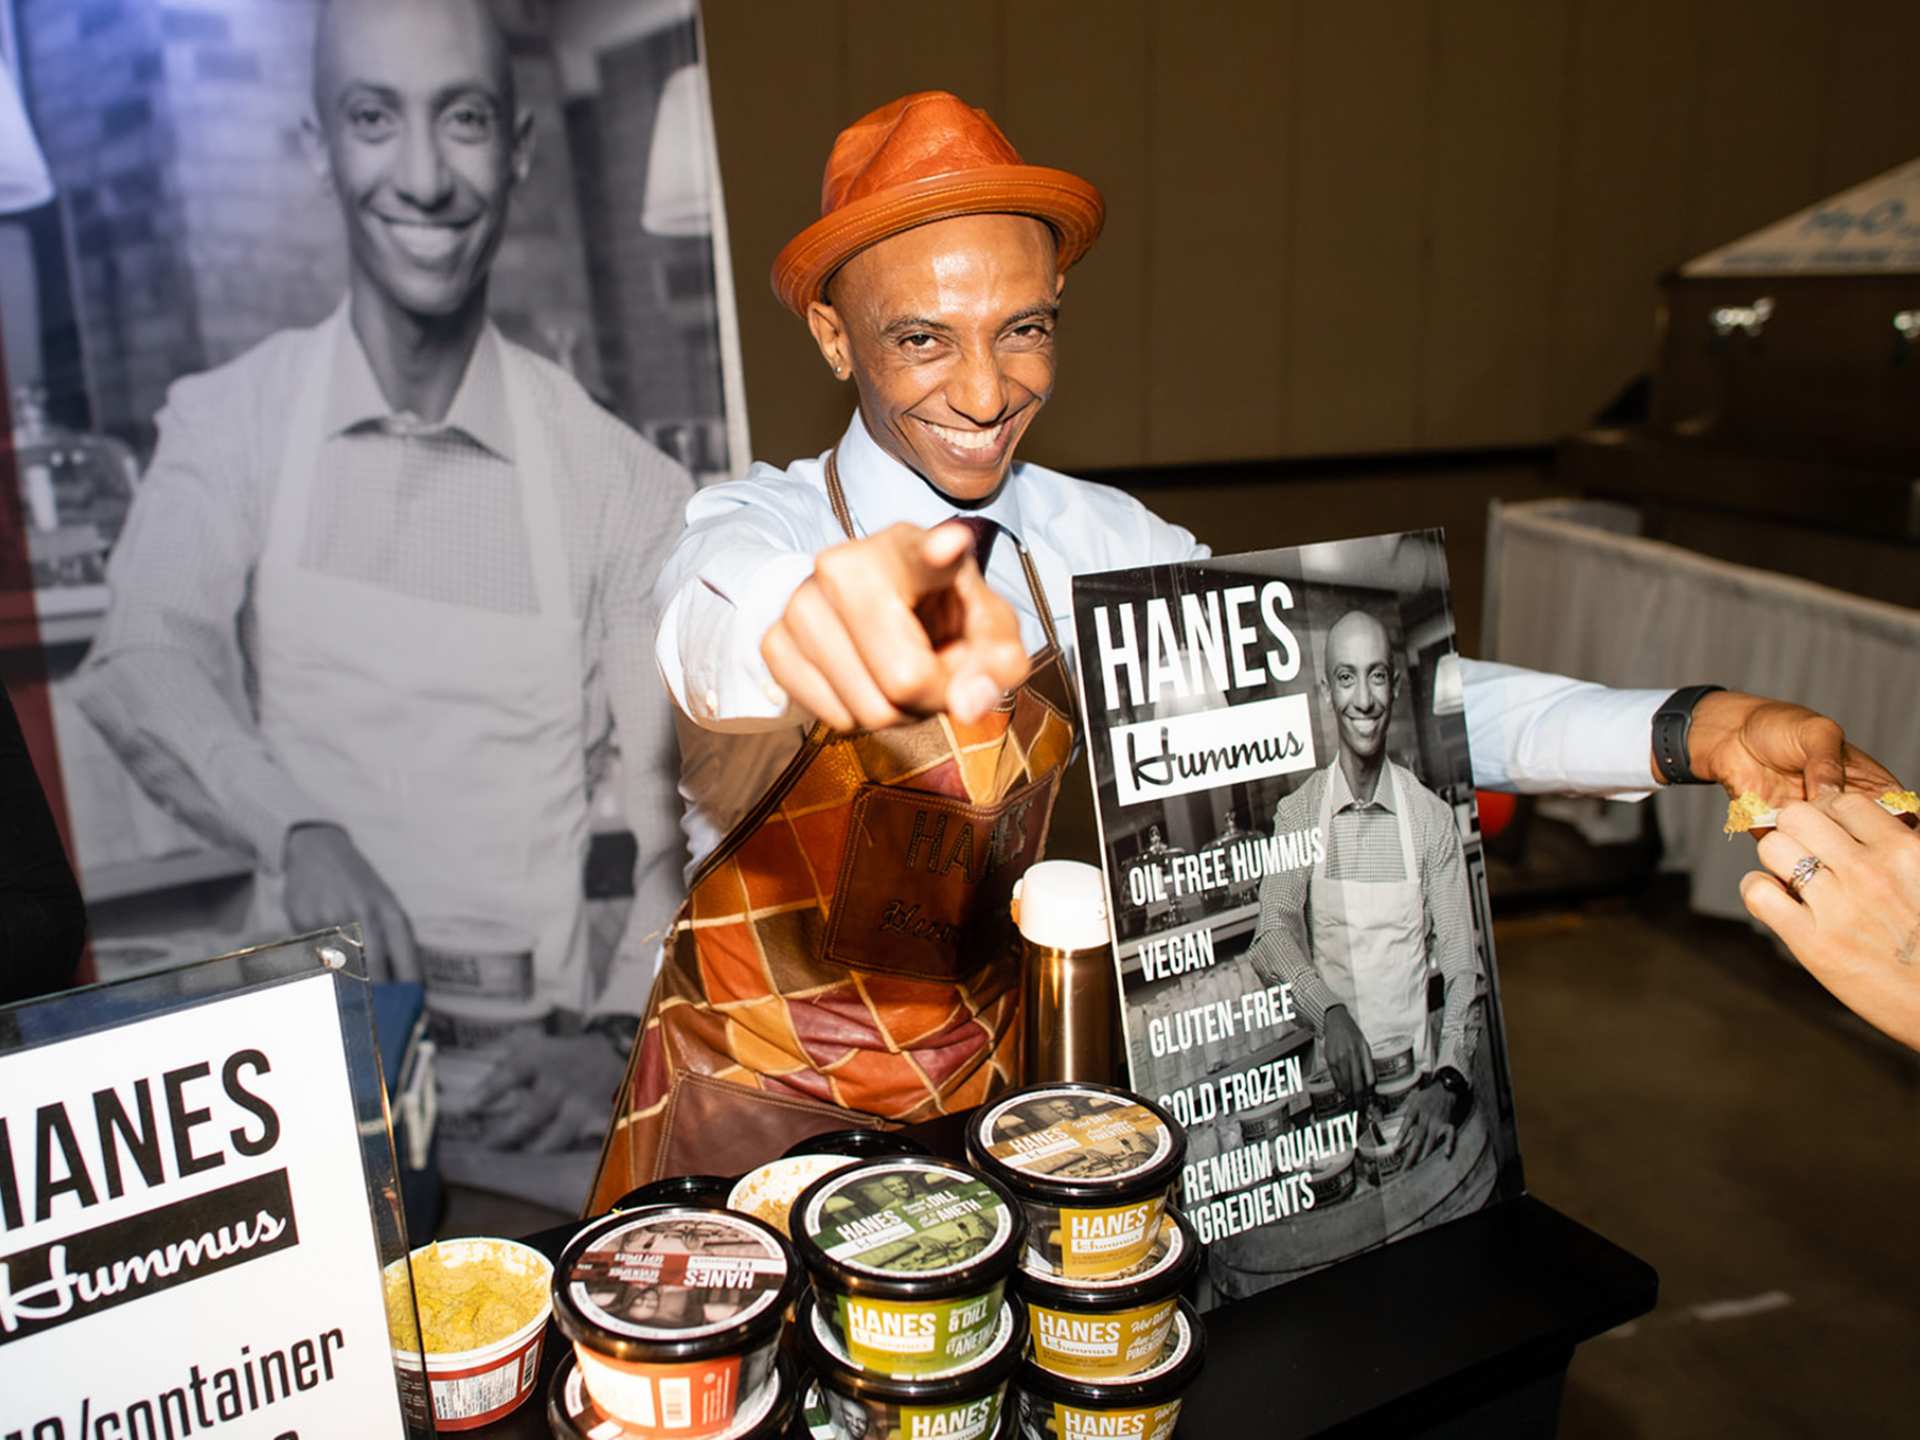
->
<box><xmin>760</xmin><ymin>521</ymin><xmax>1031</xmax><ymax>733</ymax></box>
<box><xmin>1680</xmin><ymin>692</ymin><xmax>1899</xmax><ymax>808</ymax></box>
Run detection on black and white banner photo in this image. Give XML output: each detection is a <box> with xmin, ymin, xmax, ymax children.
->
<box><xmin>1071</xmin><ymin>531</ymin><xmax>1523</xmax><ymax>1306</ymax></box>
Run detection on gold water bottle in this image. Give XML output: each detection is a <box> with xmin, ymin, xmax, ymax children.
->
<box><xmin>1014</xmin><ymin>860</ymin><xmax>1122</xmax><ymax>1084</ymax></box>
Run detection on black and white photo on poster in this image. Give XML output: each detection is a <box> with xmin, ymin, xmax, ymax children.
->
<box><xmin>0</xmin><ymin>0</ymin><xmax>743</xmax><ymax>1210</ymax></box>
<box><xmin>1071</xmin><ymin>531</ymin><xmax>1522</xmax><ymax>1306</ymax></box>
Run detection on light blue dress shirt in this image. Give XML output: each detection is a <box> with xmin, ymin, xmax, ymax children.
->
<box><xmin>656</xmin><ymin>410</ymin><xmax>1666</xmax><ymax>874</ymax></box>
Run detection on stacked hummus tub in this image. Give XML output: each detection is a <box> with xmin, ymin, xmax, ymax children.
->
<box><xmin>545</xmin><ymin>1203</ymin><xmax>806</xmax><ymax>1440</ymax></box>
<box><xmin>966</xmin><ymin>1083</ymin><xmax>1207</xmax><ymax>1440</ymax></box>
<box><xmin>791</xmin><ymin>1153</ymin><xmax>1032</xmax><ymax>1439</ymax></box>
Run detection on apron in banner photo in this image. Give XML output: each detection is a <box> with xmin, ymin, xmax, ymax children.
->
<box><xmin>1309</xmin><ymin>763</ymin><xmax>1435</xmax><ymax>1076</ymax></box>
<box><xmin>588</xmin><ymin>456</ymin><xmax>1079</xmax><ymax>1206</ymax></box>
<box><xmin>251</xmin><ymin>307</ymin><xmax>592</xmax><ymax>1198</ymax></box>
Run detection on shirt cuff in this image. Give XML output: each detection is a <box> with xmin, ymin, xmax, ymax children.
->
<box><xmin>666</xmin><ymin>550</ymin><xmax>814</xmax><ymax>729</ymax></box>
<box><xmin>1463</xmin><ymin>661</ymin><xmax>1668</xmax><ymax>799</ymax></box>
<box><xmin>219</xmin><ymin>759</ymin><xmax>333</xmax><ymax>874</ymax></box>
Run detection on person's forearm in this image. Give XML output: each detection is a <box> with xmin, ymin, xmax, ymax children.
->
<box><xmin>1460</xmin><ymin>658</ymin><xmax>1667</xmax><ymax>796</ymax></box>
<box><xmin>74</xmin><ymin>647</ymin><xmax>325</xmax><ymax>868</ymax></box>
<box><xmin>1248</xmin><ymin>900</ymin><xmax>1339</xmax><ymax>1030</ymax></box>
<box><xmin>1434</xmin><ymin>926</ymin><xmax>1479</xmax><ymax>1076</ymax></box>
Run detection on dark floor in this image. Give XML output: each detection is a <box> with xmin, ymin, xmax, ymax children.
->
<box><xmin>1497</xmin><ymin>887</ymin><xmax>1920</xmax><ymax>1438</ymax></box>
<box><xmin>439</xmin><ymin>864</ymin><xmax>1920</xmax><ymax>1438</ymax></box>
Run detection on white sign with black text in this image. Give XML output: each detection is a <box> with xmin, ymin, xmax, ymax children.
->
<box><xmin>0</xmin><ymin>975</ymin><xmax>407</xmax><ymax>1437</ymax></box>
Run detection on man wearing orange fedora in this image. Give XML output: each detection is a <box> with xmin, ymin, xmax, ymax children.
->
<box><xmin>586</xmin><ymin>91</ymin><xmax>1893</xmax><ymax>1203</ymax></box>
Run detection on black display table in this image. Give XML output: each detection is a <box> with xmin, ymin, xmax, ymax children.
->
<box><xmin>478</xmin><ymin>1126</ymin><xmax>1655</xmax><ymax>1438</ymax></box>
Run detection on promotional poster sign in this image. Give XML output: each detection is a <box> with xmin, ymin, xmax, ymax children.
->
<box><xmin>1071</xmin><ymin>532</ymin><xmax>1523</xmax><ymax>1304</ymax></box>
<box><xmin>0</xmin><ymin>965</ymin><xmax>415</xmax><ymax>1435</ymax></box>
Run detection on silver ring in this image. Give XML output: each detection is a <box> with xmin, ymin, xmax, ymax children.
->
<box><xmin>1787</xmin><ymin>854</ymin><xmax>1826</xmax><ymax>896</ymax></box>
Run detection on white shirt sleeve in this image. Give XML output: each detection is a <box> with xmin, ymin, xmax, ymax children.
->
<box><xmin>653</xmin><ymin>469</ymin><xmax>826</xmax><ymax>733</ymax></box>
<box><xmin>1460</xmin><ymin>658</ymin><xmax>1667</xmax><ymax>797</ymax></box>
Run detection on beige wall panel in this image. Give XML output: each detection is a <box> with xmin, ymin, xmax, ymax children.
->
<box><xmin>1547</xmin><ymin>0</ymin><xmax>1699</xmax><ymax>434</ymax></box>
<box><xmin>1682</xmin><ymin>0</ymin><xmax>1825</xmax><ymax>258</ymax></box>
<box><xmin>1419</xmin><ymin>0</ymin><xmax>1570</xmax><ymax>448</ymax></box>
<box><xmin>703</xmin><ymin>0</ymin><xmax>849</xmax><ymax>468</ymax></box>
<box><xmin>1284</xmin><ymin>2</ymin><xmax>1431</xmax><ymax>456</ymax></box>
<box><xmin>1814</xmin><ymin>7</ymin><xmax>1920</xmax><ymax>196</ymax></box>
<box><xmin>842</xmin><ymin>3</ymin><xmax>1001</xmax><ymax>117</ymax></box>
<box><xmin>1144</xmin><ymin>2</ymin><xmax>1291</xmax><ymax>463</ymax></box>
<box><xmin>999</xmin><ymin>0</ymin><xmax>1151</xmax><ymax>473</ymax></box>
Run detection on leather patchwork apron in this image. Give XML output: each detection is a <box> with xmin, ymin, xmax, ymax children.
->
<box><xmin>588</xmin><ymin>456</ymin><xmax>1077</xmax><ymax>1209</ymax></box>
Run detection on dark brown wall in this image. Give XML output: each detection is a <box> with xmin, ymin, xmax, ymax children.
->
<box><xmin>703</xmin><ymin>0</ymin><xmax>1920</xmax><ymax>474</ymax></box>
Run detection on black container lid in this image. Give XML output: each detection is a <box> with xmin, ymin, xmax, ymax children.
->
<box><xmin>609</xmin><ymin>1174</ymin><xmax>738</xmax><ymax>1212</ymax></box>
<box><xmin>1013</xmin><ymin>1208</ymin><xmax>1202</xmax><ymax>1313</ymax></box>
<box><xmin>792</xmin><ymin>1157</ymin><xmax>1025</xmax><ymax>1302</ymax></box>
<box><xmin>552</xmin><ymin>1205</ymin><xmax>799</xmax><ymax>1365</ymax></box>
<box><xmin>1015</xmin><ymin>1300</ymin><xmax>1206</xmax><ymax>1409</ymax></box>
<box><xmin>965</xmin><ymin>1082</ymin><xmax>1186</xmax><ymax>1207</ymax></box>
<box><xmin>783</xmin><ymin>1127</ymin><xmax>932</xmax><ymax>1162</ymax></box>
<box><xmin>548</xmin><ymin>1349</ymin><xmax>799</xmax><ymax>1440</ymax></box>
<box><xmin>798</xmin><ymin>1290</ymin><xmax>1028</xmax><ymax>1404</ymax></box>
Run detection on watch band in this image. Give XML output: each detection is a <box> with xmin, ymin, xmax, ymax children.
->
<box><xmin>1651</xmin><ymin>684</ymin><xmax>1725</xmax><ymax>786</ymax></box>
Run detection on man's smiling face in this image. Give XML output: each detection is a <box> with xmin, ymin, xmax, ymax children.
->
<box><xmin>810</xmin><ymin>213</ymin><xmax>1063</xmax><ymax>503</ymax></box>
<box><xmin>308</xmin><ymin>0</ymin><xmax>529</xmax><ymax>320</ymax></box>
<box><xmin>1321</xmin><ymin>611</ymin><xmax>1397</xmax><ymax>763</ymax></box>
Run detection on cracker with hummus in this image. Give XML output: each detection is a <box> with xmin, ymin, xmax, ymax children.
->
<box><xmin>1725</xmin><ymin>788</ymin><xmax>1920</xmax><ymax>837</ymax></box>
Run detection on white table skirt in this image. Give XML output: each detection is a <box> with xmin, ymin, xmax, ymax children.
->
<box><xmin>1485</xmin><ymin>499</ymin><xmax>1920</xmax><ymax>920</ymax></box>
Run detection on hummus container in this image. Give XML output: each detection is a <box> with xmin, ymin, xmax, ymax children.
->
<box><xmin>549</xmin><ymin>1349</ymin><xmax>799</xmax><ymax>1440</ymax></box>
<box><xmin>1015</xmin><ymin>1209</ymin><xmax>1198</xmax><ymax>1381</ymax></box>
<box><xmin>785</xmin><ymin>1128</ymin><xmax>933</xmax><ymax>1162</ymax></box>
<box><xmin>1370</xmin><ymin>1035</ymin><xmax>1418</xmax><ymax>1115</ymax></box>
<box><xmin>1308</xmin><ymin>1147</ymin><xmax>1357</xmax><ymax>1206</ymax></box>
<box><xmin>1357</xmin><ymin>1114</ymin><xmax>1411</xmax><ymax>1187</ymax></box>
<box><xmin>793</xmin><ymin>1156</ymin><xmax>1024</xmax><ymax>1376</ymax></box>
<box><xmin>553</xmin><ymin>1206</ymin><xmax>800</xmax><ymax>1439</ymax></box>
<box><xmin>612</xmin><ymin>1174</ymin><xmax>740</xmax><ymax>1212</ymax></box>
<box><xmin>804</xmin><ymin>1381</ymin><xmax>1018</xmax><ymax>1440</ymax></box>
<box><xmin>799</xmin><ymin>1289</ymin><xmax>1026</xmax><ymax>1440</ymax></box>
<box><xmin>1306</xmin><ymin>1066</ymin><xmax>1345</xmax><ymax>1122</ymax></box>
<box><xmin>1014</xmin><ymin>1299</ymin><xmax>1205</xmax><ymax>1440</ymax></box>
<box><xmin>965</xmin><ymin>1083</ymin><xmax>1185</xmax><ymax>1280</ymax></box>
<box><xmin>728</xmin><ymin>1154</ymin><xmax>859</xmax><ymax>1237</ymax></box>
<box><xmin>1236</xmin><ymin>1098</ymin><xmax>1293</xmax><ymax>1146</ymax></box>
<box><xmin>384</xmin><ymin>1236</ymin><xmax>552</xmax><ymax>1431</ymax></box>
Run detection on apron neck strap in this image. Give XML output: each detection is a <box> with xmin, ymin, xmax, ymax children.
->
<box><xmin>824</xmin><ymin>445</ymin><xmax>1061</xmax><ymax>649</ymax></box>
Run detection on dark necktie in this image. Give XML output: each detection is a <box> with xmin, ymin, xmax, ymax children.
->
<box><xmin>949</xmin><ymin>515</ymin><xmax>1000</xmax><ymax>575</ymax></box>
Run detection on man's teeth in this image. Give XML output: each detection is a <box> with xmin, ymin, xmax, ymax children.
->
<box><xmin>926</xmin><ymin>420</ymin><xmax>1005</xmax><ymax>453</ymax></box>
<box><xmin>386</xmin><ymin>221</ymin><xmax>462</xmax><ymax>261</ymax></box>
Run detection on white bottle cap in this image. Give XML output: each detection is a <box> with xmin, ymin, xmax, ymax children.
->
<box><xmin>1012</xmin><ymin>860</ymin><xmax>1111</xmax><ymax>952</ymax></box>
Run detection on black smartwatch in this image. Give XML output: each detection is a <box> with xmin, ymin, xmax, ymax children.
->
<box><xmin>1424</xmin><ymin>1065</ymin><xmax>1473</xmax><ymax>1126</ymax></box>
<box><xmin>1651</xmin><ymin>684</ymin><xmax>1725</xmax><ymax>786</ymax></box>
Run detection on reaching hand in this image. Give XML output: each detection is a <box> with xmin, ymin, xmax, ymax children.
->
<box><xmin>760</xmin><ymin>522</ymin><xmax>1032</xmax><ymax>733</ymax></box>
<box><xmin>470</xmin><ymin>1030</ymin><xmax>631</xmax><ymax>1152</ymax></box>
<box><xmin>282</xmin><ymin>823</ymin><xmax>419</xmax><ymax>982</ymax></box>
<box><xmin>1321</xmin><ymin>1004</ymin><xmax>1375</xmax><ymax>1102</ymax></box>
<box><xmin>1740</xmin><ymin>793</ymin><xmax>1920</xmax><ymax>1052</ymax></box>
<box><xmin>1683</xmin><ymin>692</ymin><xmax>1898</xmax><ymax>808</ymax></box>
<box><xmin>1398</xmin><ymin>1083</ymin><xmax>1458</xmax><ymax>1164</ymax></box>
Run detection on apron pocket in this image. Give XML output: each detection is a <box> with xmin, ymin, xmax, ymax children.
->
<box><xmin>822</xmin><ymin>770</ymin><xmax>1057</xmax><ymax>981</ymax></box>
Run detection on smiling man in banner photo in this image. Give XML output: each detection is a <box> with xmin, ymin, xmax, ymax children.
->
<box><xmin>1248</xmin><ymin>609</ymin><xmax>1481</xmax><ymax>1168</ymax></box>
<box><xmin>72</xmin><ymin>0</ymin><xmax>690</xmax><ymax>1208</ymax></box>
<box><xmin>587</xmin><ymin>89</ymin><xmax>1898</xmax><ymax>1205</ymax></box>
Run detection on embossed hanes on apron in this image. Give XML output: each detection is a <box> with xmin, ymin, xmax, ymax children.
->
<box><xmin>588</xmin><ymin>453</ymin><xmax>1079</xmax><ymax>1207</ymax></box>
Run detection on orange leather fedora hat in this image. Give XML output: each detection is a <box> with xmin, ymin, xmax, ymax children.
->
<box><xmin>771</xmin><ymin>90</ymin><xmax>1105</xmax><ymax>315</ymax></box>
